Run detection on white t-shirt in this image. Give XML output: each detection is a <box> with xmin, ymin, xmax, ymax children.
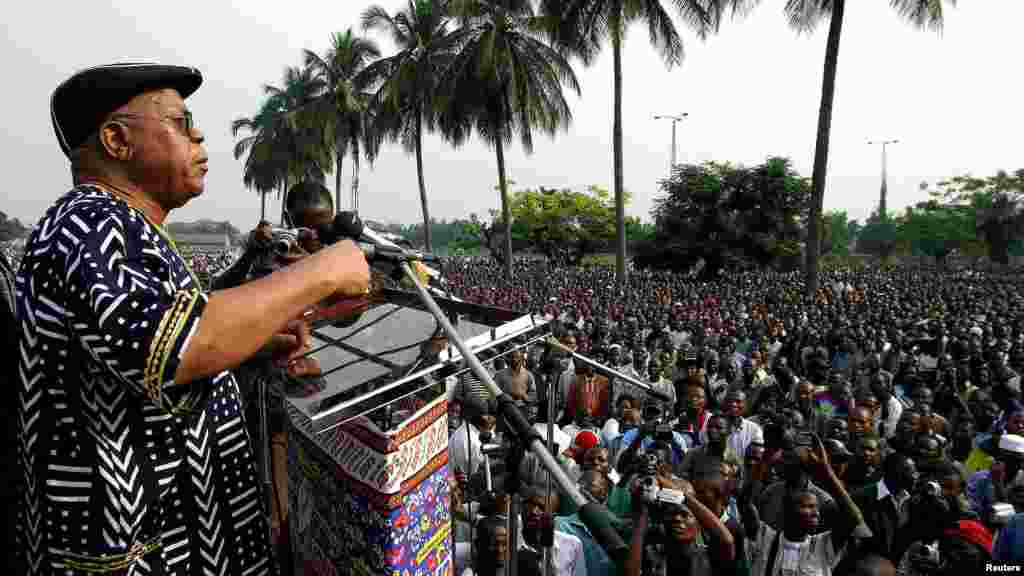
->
<box><xmin>450</xmin><ymin>422</ymin><xmax>484</xmax><ymax>476</ymax></box>
<box><xmin>749</xmin><ymin>522</ymin><xmax>842</xmax><ymax>576</ymax></box>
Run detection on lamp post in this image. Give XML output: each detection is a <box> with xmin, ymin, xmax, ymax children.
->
<box><xmin>867</xmin><ymin>139</ymin><xmax>899</xmax><ymax>219</ymax></box>
<box><xmin>653</xmin><ymin>113</ymin><xmax>689</xmax><ymax>171</ymax></box>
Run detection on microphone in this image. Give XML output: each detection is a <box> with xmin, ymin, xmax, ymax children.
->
<box><xmin>356</xmin><ymin>242</ymin><xmax>441</xmax><ymax>264</ymax></box>
<box><xmin>323</xmin><ymin>212</ymin><xmax>441</xmax><ymax>264</ymax></box>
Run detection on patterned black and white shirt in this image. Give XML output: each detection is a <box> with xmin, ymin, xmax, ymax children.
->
<box><xmin>14</xmin><ymin>185</ymin><xmax>274</xmax><ymax>575</ymax></box>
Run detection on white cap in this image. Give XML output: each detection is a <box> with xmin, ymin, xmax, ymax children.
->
<box><xmin>999</xmin><ymin>434</ymin><xmax>1024</xmax><ymax>455</ymax></box>
<box><xmin>970</xmin><ymin>326</ymin><xmax>983</xmax><ymax>337</ymax></box>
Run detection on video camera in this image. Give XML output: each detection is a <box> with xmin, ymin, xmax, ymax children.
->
<box><xmin>638</xmin><ymin>453</ymin><xmax>688</xmax><ymax>517</ymax></box>
<box><xmin>640</xmin><ymin>404</ymin><xmax>675</xmax><ymax>444</ymax></box>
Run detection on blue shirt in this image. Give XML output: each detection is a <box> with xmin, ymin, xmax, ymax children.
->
<box><xmin>612</xmin><ymin>428</ymin><xmax>691</xmax><ymax>469</ymax></box>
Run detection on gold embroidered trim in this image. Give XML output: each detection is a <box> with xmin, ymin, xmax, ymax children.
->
<box><xmin>55</xmin><ymin>541</ymin><xmax>161</xmax><ymax>573</ymax></box>
<box><xmin>145</xmin><ymin>289</ymin><xmax>198</xmax><ymax>411</ymax></box>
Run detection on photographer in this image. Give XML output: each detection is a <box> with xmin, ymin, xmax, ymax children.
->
<box><xmin>615</xmin><ymin>403</ymin><xmax>691</xmax><ymax>477</ymax></box>
<box><xmin>624</xmin><ymin>464</ymin><xmax>735</xmax><ymax>576</ymax></box>
<box><xmin>211</xmin><ymin>181</ymin><xmax>338</xmax><ymax>553</ymax></box>
<box><xmin>895</xmin><ymin>461</ymin><xmax>981</xmax><ymax>575</ymax></box>
<box><xmin>212</xmin><ymin>180</ymin><xmax>337</xmax><ymax>291</ymax></box>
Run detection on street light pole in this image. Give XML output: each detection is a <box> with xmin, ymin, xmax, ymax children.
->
<box><xmin>654</xmin><ymin>113</ymin><xmax>689</xmax><ymax>171</ymax></box>
<box><xmin>867</xmin><ymin>139</ymin><xmax>899</xmax><ymax>219</ymax></box>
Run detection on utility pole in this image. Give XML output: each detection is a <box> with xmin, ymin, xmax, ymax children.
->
<box><xmin>653</xmin><ymin>113</ymin><xmax>689</xmax><ymax>171</ymax></box>
<box><xmin>867</xmin><ymin>139</ymin><xmax>899</xmax><ymax>219</ymax></box>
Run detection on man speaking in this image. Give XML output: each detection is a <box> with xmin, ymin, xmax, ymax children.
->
<box><xmin>14</xmin><ymin>63</ymin><xmax>369</xmax><ymax>575</ymax></box>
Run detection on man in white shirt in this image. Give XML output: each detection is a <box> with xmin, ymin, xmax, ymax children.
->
<box><xmin>450</xmin><ymin>400</ymin><xmax>495</xmax><ymax>478</ymax></box>
<box><xmin>704</xmin><ymin>389</ymin><xmax>764</xmax><ymax>464</ymax></box>
<box><xmin>521</xmin><ymin>485</ymin><xmax>588</xmax><ymax>575</ymax></box>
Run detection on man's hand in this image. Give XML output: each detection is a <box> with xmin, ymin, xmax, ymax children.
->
<box><xmin>270</xmin><ymin>319</ymin><xmax>312</xmax><ymax>371</ymax></box>
<box><xmin>327</xmin><ymin>240</ymin><xmax>371</xmax><ymax>298</ymax></box>
<box><xmin>803</xmin><ymin>434</ymin><xmax>834</xmax><ymax>483</ymax></box>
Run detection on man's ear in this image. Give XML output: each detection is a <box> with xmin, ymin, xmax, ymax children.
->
<box><xmin>98</xmin><ymin>120</ymin><xmax>133</xmax><ymax>162</ymax></box>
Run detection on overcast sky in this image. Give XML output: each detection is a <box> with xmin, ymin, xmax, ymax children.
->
<box><xmin>2</xmin><ymin>0</ymin><xmax>1021</xmax><ymax>229</ymax></box>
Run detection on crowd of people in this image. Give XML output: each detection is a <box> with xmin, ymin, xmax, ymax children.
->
<box><xmin>6</xmin><ymin>228</ymin><xmax>1024</xmax><ymax>576</ymax></box>
<box><xmin>442</xmin><ymin>257</ymin><xmax>1024</xmax><ymax>576</ymax></box>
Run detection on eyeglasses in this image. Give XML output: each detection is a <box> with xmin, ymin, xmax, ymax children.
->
<box><xmin>109</xmin><ymin>109</ymin><xmax>195</xmax><ymax>137</ymax></box>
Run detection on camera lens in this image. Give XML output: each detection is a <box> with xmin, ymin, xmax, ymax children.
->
<box><xmin>273</xmin><ymin>239</ymin><xmax>291</xmax><ymax>255</ymax></box>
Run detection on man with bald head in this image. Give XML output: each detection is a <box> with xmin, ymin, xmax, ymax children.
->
<box><xmin>14</xmin><ymin>64</ymin><xmax>369</xmax><ymax>575</ymax></box>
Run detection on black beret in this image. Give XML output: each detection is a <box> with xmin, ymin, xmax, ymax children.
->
<box><xmin>51</xmin><ymin>63</ymin><xmax>203</xmax><ymax>158</ymax></box>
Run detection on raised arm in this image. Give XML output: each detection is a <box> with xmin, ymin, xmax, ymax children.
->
<box><xmin>678</xmin><ymin>479</ymin><xmax>735</xmax><ymax>562</ymax></box>
<box><xmin>805</xmin><ymin>434</ymin><xmax>870</xmax><ymax>546</ymax></box>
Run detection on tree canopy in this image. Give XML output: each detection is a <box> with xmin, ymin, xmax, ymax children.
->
<box><xmin>821</xmin><ymin>210</ymin><xmax>853</xmax><ymax>256</ymax></box>
<box><xmin>637</xmin><ymin>156</ymin><xmax>810</xmax><ymax>277</ymax></box>
<box><xmin>931</xmin><ymin>170</ymin><xmax>1024</xmax><ymax>264</ymax></box>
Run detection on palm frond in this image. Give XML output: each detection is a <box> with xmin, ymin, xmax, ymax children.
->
<box><xmin>783</xmin><ymin>0</ymin><xmax>832</xmax><ymax>34</ymax></box>
<box><xmin>890</xmin><ymin>0</ymin><xmax>952</xmax><ymax>32</ymax></box>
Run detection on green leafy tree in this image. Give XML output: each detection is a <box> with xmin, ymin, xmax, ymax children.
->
<box><xmin>437</xmin><ymin>0</ymin><xmax>580</xmax><ymax>279</ymax></box>
<box><xmin>640</xmin><ymin>156</ymin><xmax>810</xmax><ymax>277</ymax></box>
<box><xmin>933</xmin><ymin>169</ymin><xmax>1024</xmax><ymax>265</ymax></box>
<box><xmin>303</xmin><ymin>29</ymin><xmax>383</xmax><ymax>215</ymax></box>
<box><xmin>821</xmin><ymin>209</ymin><xmax>851</xmax><ymax>256</ymax></box>
<box><xmin>847</xmin><ymin>218</ymin><xmax>862</xmax><ymax>250</ymax></box>
<box><xmin>541</xmin><ymin>0</ymin><xmax>738</xmax><ymax>285</ymax></box>
<box><xmin>625</xmin><ymin>217</ymin><xmax>656</xmax><ymax>246</ymax></box>
<box><xmin>783</xmin><ymin>0</ymin><xmax>954</xmax><ymax>296</ymax></box>
<box><xmin>362</xmin><ymin>0</ymin><xmax>459</xmax><ymax>251</ymax></box>
<box><xmin>509</xmin><ymin>185</ymin><xmax>625</xmax><ymax>265</ymax></box>
<box><xmin>896</xmin><ymin>199</ymin><xmax>975</xmax><ymax>267</ymax></box>
<box><xmin>858</xmin><ymin>210</ymin><xmax>899</xmax><ymax>261</ymax></box>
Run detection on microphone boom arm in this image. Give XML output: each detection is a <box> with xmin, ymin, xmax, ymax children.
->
<box><xmin>545</xmin><ymin>337</ymin><xmax>673</xmax><ymax>404</ymax></box>
<box><xmin>395</xmin><ymin>261</ymin><xmax>628</xmax><ymax>562</ymax></box>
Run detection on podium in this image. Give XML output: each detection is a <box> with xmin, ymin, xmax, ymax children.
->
<box><xmin>284</xmin><ymin>292</ymin><xmax>548</xmax><ymax>576</ymax></box>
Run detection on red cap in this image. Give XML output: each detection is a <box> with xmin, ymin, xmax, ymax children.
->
<box><xmin>574</xmin><ymin>430</ymin><xmax>600</xmax><ymax>452</ymax></box>
<box><xmin>943</xmin><ymin>520</ymin><xmax>993</xmax><ymax>553</ymax></box>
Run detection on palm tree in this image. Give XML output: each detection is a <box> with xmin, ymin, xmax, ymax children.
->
<box><xmin>232</xmin><ymin>97</ymin><xmax>285</xmax><ymax>221</ymax></box>
<box><xmin>234</xmin><ymin>67</ymin><xmax>333</xmax><ymax>225</ymax></box>
<box><xmin>439</xmin><ymin>0</ymin><xmax>580</xmax><ymax>278</ymax></box>
<box><xmin>541</xmin><ymin>0</ymin><xmax>738</xmax><ymax>285</ymax></box>
<box><xmin>304</xmin><ymin>30</ymin><xmax>382</xmax><ymax>215</ymax></box>
<box><xmin>362</xmin><ymin>0</ymin><xmax>459</xmax><ymax>252</ymax></box>
<box><xmin>785</xmin><ymin>0</ymin><xmax>953</xmax><ymax>297</ymax></box>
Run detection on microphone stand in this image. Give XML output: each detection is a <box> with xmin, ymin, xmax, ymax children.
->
<box><xmin>545</xmin><ymin>338</ymin><xmax>673</xmax><ymax>404</ymax></box>
<box><xmin>543</xmin><ymin>357</ymin><xmax>561</xmax><ymax>576</ymax></box>
<box><xmin>395</xmin><ymin>260</ymin><xmax>628</xmax><ymax>567</ymax></box>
